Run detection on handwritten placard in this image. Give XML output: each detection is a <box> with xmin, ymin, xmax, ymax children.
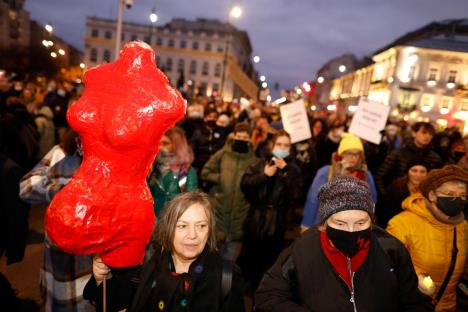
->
<box><xmin>348</xmin><ymin>97</ymin><xmax>391</xmax><ymax>145</ymax></box>
<box><xmin>280</xmin><ymin>99</ymin><xmax>312</xmax><ymax>144</ymax></box>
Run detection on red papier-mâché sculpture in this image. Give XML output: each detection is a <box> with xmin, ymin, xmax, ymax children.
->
<box><xmin>45</xmin><ymin>42</ymin><xmax>186</xmax><ymax>267</ymax></box>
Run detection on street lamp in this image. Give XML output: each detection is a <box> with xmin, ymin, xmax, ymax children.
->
<box><xmin>50</xmin><ymin>52</ymin><xmax>57</xmax><ymax>58</ymax></box>
<box><xmin>58</xmin><ymin>49</ymin><xmax>65</xmax><ymax>56</ymax></box>
<box><xmin>220</xmin><ymin>5</ymin><xmax>243</xmax><ymax>99</ymax></box>
<box><xmin>149</xmin><ymin>8</ymin><xmax>157</xmax><ymax>45</ymax></box>
<box><xmin>317</xmin><ymin>76</ymin><xmax>324</xmax><ymax>84</ymax></box>
<box><xmin>115</xmin><ymin>0</ymin><xmax>134</xmax><ymax>60</ymax></box>
<box><xmin>253</xmin><ymin>55</ymin><xmax>260</xmax><ymax>63</ymax></box>
<box><xmin>260</xmin><ymin>75</ymin><xmax>266</xmax><ymax>82</ymax></box>
<box><xmin>80</xmin><ymin>63</ymin><xmax>85</xmax><ymax>69</ymax></box>
<box><xmin>262</xmin><ymin>82</ymin><xmax>268</xmax><ymax>88</ymax></box>
<box><xmin>45</xmin><ymin>23</ymin><xmax>53</xmax><ymax>33</ymax></box>
<box><xmin>339</xmin><ymin>65</ymin><xmax>346</xmax><ymax>73</ymax></box>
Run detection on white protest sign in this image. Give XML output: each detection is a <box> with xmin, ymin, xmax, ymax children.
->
<box><xmin>348</xmin><ymin>97</ymin><xmax>391</xmax><ymax>145</ymax></box>
<box><xmin>280</xmin><ymin>99</ymin><xmax>312</xmax><ymax>144</ymax></box>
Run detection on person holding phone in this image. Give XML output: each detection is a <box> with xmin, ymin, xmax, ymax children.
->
<box><xmin>239</xmin><ymin>130</ymin><xmax>302</xmax><ymax>292</ymax></box>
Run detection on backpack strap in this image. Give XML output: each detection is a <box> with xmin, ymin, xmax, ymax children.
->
<box><xmin>373</xmin><ymin>227</ymin><xmax>400</xmax><ymax>274</ymax></box>
<box><xmin>435</xmin><ymin>228</ymin><xmax>458</xmax><ymax>304</ymax></box>
<box><xmin>221</xmin><ymin>259</ymin><xmax>233</xmax><ymax>301</ymax></box>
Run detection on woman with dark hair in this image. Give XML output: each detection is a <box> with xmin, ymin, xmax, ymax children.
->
<box><xmin>239</xmin><ymin>130</ymin><xmax>302</xmax><ymax>291</ymax></box>
<box><xmin>377</xmin><ymin>157</ymin><xmax>429</xmax><ymax>227</ymax></box>
<box><xmin>84</xmin><ymin>191</ymin><xmax>245</xmax><ymax>312</ymax></box>
<box><xmin>148</xmin><ymin>127</ymin><xmax>198</xmax><ymax>217</ymax></box>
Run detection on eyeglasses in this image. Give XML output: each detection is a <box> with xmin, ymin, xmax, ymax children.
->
<box><xmin>342</xmin><ymin>151</ymin><xmax>361</xmax><ymax>158</ymax></box>
<box><xmin>435</xmin><ymin>192</ymin><xmax>468</xmax><ymax>201</ymax></box>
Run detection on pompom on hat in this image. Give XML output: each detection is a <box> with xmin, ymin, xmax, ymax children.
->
<box><xmin>419</xmin><ymin>165</ymin><xmax>468</xmax><ymax>198</ymax></box>
<box><xmin>318</xmin><ymin>176</ymin><xmax>375</xmax><ymax>223</ymax></box>
<box><xmin>337</xmin><ymin>133</ymin><xmax>364</xmax><ymax>156</ymax></box>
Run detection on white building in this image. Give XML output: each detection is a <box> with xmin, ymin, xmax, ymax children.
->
<box><xmin>329</xmin><ymin>19</ymin><xmax>468</xmax><ymax>129</ymax></box>
<box><xmin>84</xmin><ymin>16</ymin><xmax>258</xmax><ymax>101</ymax></box>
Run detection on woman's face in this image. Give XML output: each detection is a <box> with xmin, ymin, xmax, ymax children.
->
<box><xmin>312</xmin><ymin>121</ymin><xmax>323</xmax><ymax>137</ymax></box>
<box><xmin>407</xmin><ymin>165</ymin><xmax>427</xmax><ymax>186</ymax></box>
<box><xmin>172</xmin><ymin>203</ymin><xmax>210</xmax><ymax>263</ymax></box>
<box><xmin>341</xmin><ymin>149</ymin><xmax>361</xmax><ymax>168</ymax></box>
<box><xmin>160</xmin><ymin>135</ymin><xmax>173</xmax><ymax>153</ymax></box>
<box><xmin>273</xmin><ymin>135</ymin><xmax>291</xmax><ymax>153</ymax></box>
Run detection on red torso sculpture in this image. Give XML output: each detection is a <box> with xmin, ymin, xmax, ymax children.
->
<box><xmin>45</xmin><ymin>42</ymin><xmax>186</xmax><ymax>267</ymax></box>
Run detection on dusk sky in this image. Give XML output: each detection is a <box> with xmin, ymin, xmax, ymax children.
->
<box><xmin>25</xmin><ymin>0</ymin><xmax>468</xmax><ymax>92</ymax></box>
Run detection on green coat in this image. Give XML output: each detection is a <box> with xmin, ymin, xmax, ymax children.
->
<box><xmin>201</xmin><ymin>141</ymin><xmax>256</xmax><ymax>242</ymax></box>
<box><xmin>149</xmin><ymin>166</ymin><xmax>198</xmax><ymax>217</ymax></box>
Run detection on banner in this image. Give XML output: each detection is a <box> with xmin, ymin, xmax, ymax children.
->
<box><xmin>280</xmin><ymin>99</ymin><xmax>312</xmax><ymax>143</ymax></box>
<box><xmin>348</xmin><ymin>97</ymin><xmax>391</xmax><ymax>145</ymax></box>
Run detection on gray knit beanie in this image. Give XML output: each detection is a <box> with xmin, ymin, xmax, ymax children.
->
<box><xmin>318</xmin><ymin>176</ymin><xmax>375</xmax><ymax>223</ymax></box>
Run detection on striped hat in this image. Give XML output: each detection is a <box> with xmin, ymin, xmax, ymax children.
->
<box><xmin>318</xmin><ymin>176</ymin><xmax>374</xmax><ymax>223</ymax></box>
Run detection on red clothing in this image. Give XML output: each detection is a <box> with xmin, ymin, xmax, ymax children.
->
<box><xmin>320</xmin><ymin>230</ymin><xmax>370</xmax><ymax>289</ymax></box>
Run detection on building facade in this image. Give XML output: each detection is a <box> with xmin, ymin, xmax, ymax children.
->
<box><xmin>0</xmin><ymin>0</ymin><xmax>30</xmax><ymax>50</ymax></box>
<box><xmin>84</xmin><ymin>16</ymin><xmax>258</xmax><ymax>101</ymax></box>
<box><xmin>328</xmin><ymin>19</ymin><xmax>468</xmax><ymax>129</ymax></box>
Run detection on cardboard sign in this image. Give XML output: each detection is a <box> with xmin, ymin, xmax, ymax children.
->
<box><xmin>280</xmin><ymin>99</ymin><xmax>312</xmax><ymax>143</ymax></box>
<box><xmin>348</xmin><ymin>97</ymin><xmax>391</xmax><ymax>145</ymax></box>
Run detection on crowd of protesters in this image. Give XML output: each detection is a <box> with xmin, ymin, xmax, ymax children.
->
<box><xmin>0</xmin><ymin>71</ymin><xmax>467</xmax><ymax>311</ymax></box>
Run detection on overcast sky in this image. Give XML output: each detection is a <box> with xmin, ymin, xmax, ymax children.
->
<box><xmin>25</xmin><ymin>0</ymin><xmax>468</xmax><ymax>91</ymax></box>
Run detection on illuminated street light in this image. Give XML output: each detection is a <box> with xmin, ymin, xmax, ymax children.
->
<box><xmin>317</xmin><ymin>76</ymin><xmax>324</xmax><ymax>84</ymax></box>
<box><xmin>58</xmin><ymin>49</ymin><xmax>65</xmax><ymax>55</ymax></box>
<box><xmin>262</xmin><ymin>82</ymin><xmax>268</xmax><ymax>88</ymax></box>
<box><xmin>50</xmin><ymin>52</ymin><xmax>57</xmax><ymax>58</ymax></box>
<box><xmin>48</xmin><ymin>41</ymin><xmax>54</xmax><ymax>46</ymax></box>
<box><xmin>230</xmin><ymin>5</ymin><xmax>243</xmax><ymax>19</ymax></box>
<box><xmin>296</xmin><ymin>88</ymin><xmax>302</xmax><ymax>95</ymax></box>
<box><xmin>260</xmin><ymin>75</ymin><xmax>266</xmax><ymax>82</ymax></box>
<box><xmin>45</xmin><ymin>24</ymin><xmax>53</xmax><ymax>33</ymax></box>
<box><xmin>42</xmin><ymin>40</ymin><xmax>49</xmax><ymax>47</ymax></box>
<box><xmin>302</xmin><ymin>82</ymin><xmax>311</xmax><ymax>92</ymax></box>
<box><xmin>266</xmin><ymin>95</ymin><xmax>272</xmax><ymax>102</ymax></box>
<box><xmin>80</xmin><ymin>63</ymin><xmax>85</xmax><ymax>69</ymax></box>
<box><xmin>447</xmin><ymin>82</ymin><xmax>456</xmax><ymax>89</ymax></box>
<box><xmin>253</xmin><ymin>55</ymin><xmax>260</xmax><ymax>63</ymax></box>
<box><xmin>339</xmin><ymin>65</ymin><xmax>346</xmax><ymax>73</ymax></box>
<box><xmin>150</xmin><ymin>10</ymin><xmax>158</xmax><ymax>23</ymax></box>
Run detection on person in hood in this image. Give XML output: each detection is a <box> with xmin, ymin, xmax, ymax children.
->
<box><xmin>256</xmin><ymin>176</ymin><xmax>433</xmax><ymax>312</ymax></box>
<box><xmin>301</xmin><ymin>133</ymin><xmax>377</xmax><ymax>231</ymax></box>
<box><xmin>148</xmin><ymin>127</ymin><xmax>198</xmax><ymax>217</ymax></box>
<box><xmin>387</xmin><ymin>165</ymin><xmax>468</xmax><ymax>311</ymax></box>
<box><xmin>239</xmin><ymin>130</ymin><xmax>302</xmax><ymax>292</ymax></box>
<box><xmin>201</xmin><ymin>122</ymin><xmax>256</xmax><ymax>261</ymax></box>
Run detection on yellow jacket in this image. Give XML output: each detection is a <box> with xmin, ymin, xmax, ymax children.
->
<box><xmin>387</xmin><ymin>193</ymin><xmax>467</xmax><ymax>312</ymax></box>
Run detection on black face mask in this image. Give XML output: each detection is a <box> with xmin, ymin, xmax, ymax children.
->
<box><xmin>436</xmin><ymin>197</ymin><xmax>466</xmax><ymax>217</ymax></box>
<box><xmin>232</xmin><ymin>139</ymin><xmax>249</xmax><ymax>154</ymax></box>
<box><xmin>206</xmin><ymin>120</ymin><xmax>216</xmax><ymax>128</ymax></box>
<box><xmin>326</xmin><ymin>226</ymin><xmax>371</xmax><ymax>257</ymax></box>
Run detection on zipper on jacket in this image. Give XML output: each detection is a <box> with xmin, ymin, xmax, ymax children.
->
<box><xmin>348</xmin><ymin>257</ymin><xmax>358</xmax><ymax>312</ymax></box>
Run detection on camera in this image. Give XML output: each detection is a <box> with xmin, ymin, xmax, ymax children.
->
<box><xmin>124</xmin><ymin>0</ymin><xmax>133</xmax><ymax>9</ymax></box>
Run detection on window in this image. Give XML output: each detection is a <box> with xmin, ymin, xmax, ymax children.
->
<box><xmin>103</xmin><ymin>49</ymin><xmax>111</xmax><ymax>62</ymax></box>
<box><xmin>461</xmin><ymin>99</ymin><xmax>468</xmax><ymax>111</ymax></box>
<box><xmin>199</xmin><ymin>82</ymin><xmax>207</xmax><ymax>94</ymax></box>
<box><xmin>131</xmin><ymin>34</ymin><xmax>138</xmax><ymax>41</ymax></box>
<box><xmin>192</xmin><ymin>41</ymin><xmax>199</xmax><ymax>50</ymax></box>
<box><xmin>166</xmin><ymin>58</ymin><xmax>173</xmax><ymax>71</ymax></box>
<box><xmin>202</xmin><ymin>62</ymin><xmax>209</xmax><ymax>76</ymax></box>
<box><xmin>189</xmin><ymin>60</ymin><xmax>197</xmax><ymax>74</ymax></box>
<box><xmin>104</xmin><ymin>30</ymin><xmax>112</xmax><ymax>39</ymax></box>
<box><xmin>428</xmin><ymin>68</ymin><xmax>438</xmax><ymax>81</ymax></box>
<box><xmin>407</xmin><ymin>65</ymin><xmax>416</xmax><ymax>81</ymax></box>
<box><xmin>214</xmin><ymin>63</ymin><xmax>221</xmax><ymax>77</ymax></box>
<box><xmin>156</xmin><ymin>38</ymin><xmax>163</xmax><ymax>45</ymax></box>
<box><xmin>441</xmin><ymin>97</ymin><xmax>453</xmax><ymax>109</ymax></box>
<box><xmin>168</xmin><ymin>39</ymin><xmax>175</xmax><ymax>47</ymax></box>
<box><xmin>91</xmin><ymin>29</ymin><xmax>99</xmax><ymax>37</ymax></box>
<box><xmin>144</xmin><ymin>36</ymin><xmax>150</xmax><ymax>44</ymax></box>
<box><xmin>212</xmin><ymin>83</ymin><xmax>219</xmax><ymax>91</ymax></box>
<box><xmin>448</xmin><ymin>70</ymin><xmax>457</xmax><ymax>83</ymax></box>
<box><xmin>178</xmin><ymin>59</ymin><xmax>185</xmax><ymax>72</ymax></box>
<box><xmin>421</xmin><ymin>93</ymin><xmax>435</xmax><ymax>107</ymax></box>
<box><xmin>217</xmin><ymin>45</ymin><xmax>223</xmax><ymax>52</ymax></box>
<box><xmin>180</xmin><ymin>40</ymin><xmax>187</xmax><ymax>48</ymax></box>
<box><xmin>90</xmin><ymin>48</ymin><xmax>98</xmax><ymax>62</ymax></box>
<box><xmin>205</xmin><ymin>43</ymin><xmax>211</xmax><ymax>51</ymax></box>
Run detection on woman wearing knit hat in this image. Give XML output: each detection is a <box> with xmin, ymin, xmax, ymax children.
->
<box><xmin>376</xmin><ymin>157</ymin><xmax>430</xmax><ymax>228</ymax></box>
<box><xmin>256</xmin><ymin>176</ymin><xmax>433</xmax><ymax>311</ymax></box>
<box><xmin>387</xmin><ymin>165</ymin><xmax>468</xmax><ymax>311</ymax></box>
<box><xmin>301</xmin><ymin>133</ymin><xmax>377</xmax><ymax>231</ymax></box>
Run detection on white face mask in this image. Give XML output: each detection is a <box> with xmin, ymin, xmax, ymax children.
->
<box><xmin>57</xmin><ymin>89</ymin><xmax>66</xmax><ymax>97</ymax></box>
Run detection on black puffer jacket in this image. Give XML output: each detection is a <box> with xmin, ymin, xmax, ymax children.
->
<box><xmin>255</xmin><ymin>227</ymin><xmax>433</xmax><ymax>312</ymax></box>
<box><xmin>375</xmin><ymin>141</ymin><xmax>442</xmax><ymax>195</ymax></box>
